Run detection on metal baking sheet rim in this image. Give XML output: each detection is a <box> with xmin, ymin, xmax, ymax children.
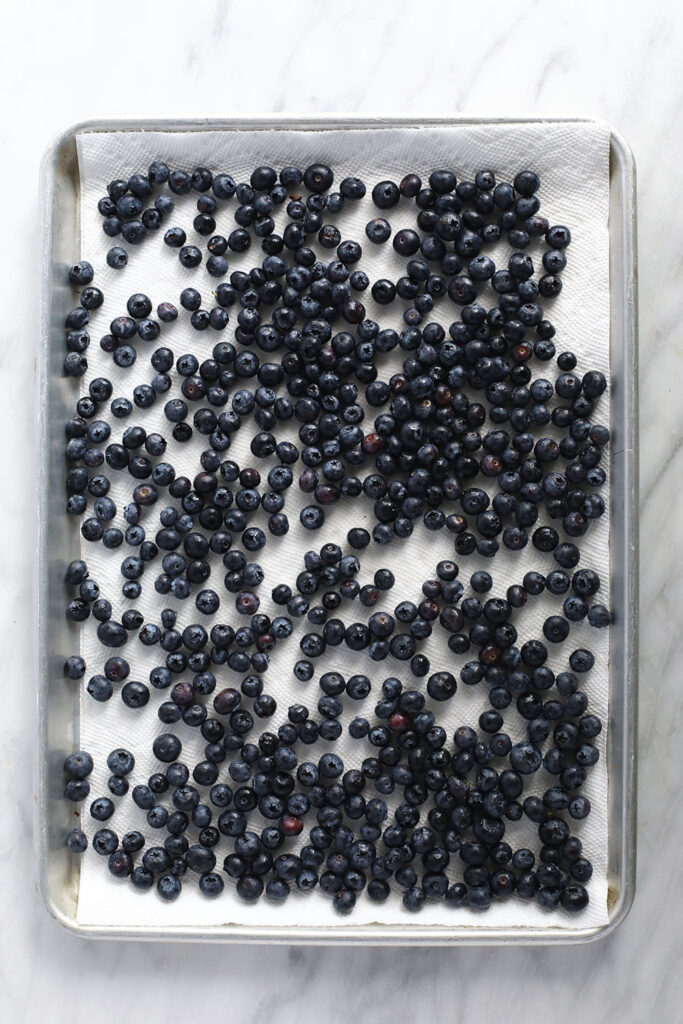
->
<box><xmin>35</xmin><ymin>116</ymin><xmax>638</xmax><ymax>944</ymax></box>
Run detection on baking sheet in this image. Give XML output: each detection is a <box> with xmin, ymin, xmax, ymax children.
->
<box><xmin>68</xmin><ymin>122</ymin><xmax>612</xmax><ymax>931</ymax></box>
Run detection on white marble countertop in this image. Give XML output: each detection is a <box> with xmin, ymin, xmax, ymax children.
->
<box><xmin>1</xmin><ymin>1</ymin><xmax>680</xmax><ymax>1021</ymax></box>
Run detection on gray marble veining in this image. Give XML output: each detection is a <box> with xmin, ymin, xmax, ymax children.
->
<box><xmin>0</xmin><ymin>0</ymin><xmax>681</xmax><ymax>1021</ymax></box>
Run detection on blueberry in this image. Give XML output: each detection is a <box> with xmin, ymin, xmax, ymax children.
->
<box><xmin>102</xmin><ymin>215</ymin><xmax>122</xmax><ymax>237</ymax></box>
<box><xmin>63</xmin><ymin>774</ymin><xmax>90</xmax><ymax>798</ymax></box>
<box><xmin>211</xmin><ymin>173</ymin><xmax>236</xmax><ymax>199</ymax></box>
<box><xmin>365</xmin><ymin>218</ymin><xmax>392</xmax><ymax>244</ymax></box>
<box><xmin>69</xmin><ymin>261</ymin><xmax>95</xmax><ymax>287</ymax></box>
<box><xmin>369</xmin><ymin>179</ymin><xmax>399</xmax><ymax>209</ymax></box>
<box><xmin>164</xmin><ymin>226</ymin><xmax>187</xmax><ymax>248</ymax></box>
<box><xmin>147</xmin><ymin>160</ymin><xmax>169</xmax><ymax>185</ymax></box>
<box><xmin>79</xmin><ymin>286</ymin><xmax>104</xmax><ymax>311</ymax></box>
<box><xmin>427</xmin><ymin>671</ymin><xmax>457</xmax><ymax>702</ymax></box>
<box><xmin>236</xmin><ymin>875</ymin><xmax>264</xmax><ymax>902</ymax></box>
<box><xmin>64</xmin><ymin>750</ymin><xmax>94</xmax><ymax>779</ymax></box>
<box><xmin>300</xmin><ymin>505</ymin><xmax>325</xmax><ymax>530</ymax></box>
<box><xmin>587</xmin><ymin>604</ymin><xmax>611</xmax><ymax>628</ymax></box>
<box><xmin>199</xmin><ymin>872</ymin><xmax>224</xmax><ymax>897</ymax></box>
<box><xmin>157</xmin><ymin>874</ymin><xmax>182</xmax><ymax>901</ymax></box>
<box><xmin>122</xmin><ymin>831</ymin><xmax>145</xmax><ymax>853</ymax></box>
<box><xmin>514</xmin><ymin>170</ymin><xmax>540</xmax><ymax>196</ymax></box>
<box><xmin>107</xmin><ymin>775</ymin><xmax>129</xmax><ymax>797</ymax></box>
<box><xmin>179</xmin><ymin>245</ymin><xmax>202</xmax><ymax>268</ymax></box>
<box><xmin>106</xmin><ymin>748</ymin><xmax>135</xmax><ymax>775</ymax></box>
<box><xmin>153</xmin><ymin>733</ymin><xmax>182</xmax><ymax>763</ymax></box>
<box><xmin>92</xmin><ymin>829</ymin><xmax>118</xmax><ymax>855</ymax></box>
<box><xmin>430</xmin><ymin>169</ymin><xmax>457</xmax><ymax>194</ymax></box>
<box><xmin>543</xmin><ymin>616</ymin><xmax>570</xmax><ymax>643</ymax></box>
<box><xmin>106</xmin><ymin>247</ymin><xmax>128</xmax><ymax>269</ymax></box>
<box><xmin>87</xmin><ymin>674</ymin><xmax>113</xmax><ymax>702</ymax></box>
<box><xmin>304</xmin><ymin>164</ymin><xmax>333</xmax><ymax>194</ymax></box>
<box><xmin>393</xmin><ymin>228</ymin><xmax>421</xmax><ymax>257</ymax></box>
<box><xmin>402</xmin><ymin>886</ymin><xmax>426</xmax><ymax>912</ymax></box>
<box><xmin>90</xmin><ymin>797</ymin><xmax>115</xmax><ymax>821</ymax></box>
<box><xmin>128</xmin><ymin>865</ymin><xmax>154</xmax><ymax>891</ymax></box>
<box><xmin>66</xmin><ymin>829</ymin><xmax>88</xmax><ymax>854</ymax></box>
<box><xmin>108</xmin><ymin>850</ymin><xmax>133</xmax><ymax>878</ymax></box>
<box><xmin>568</xmin><ymin>796</ymin><xmax>591</xmax><ymax>820</ymax></box>
<box><xmin>509</xmin><ymin>742</ymin><xmax>542</xmax><ymax>774</ymax></box>
<box><xmin>569</xmin><ymin>648</ymin><xmax>595</xmax><ymax>673</ymax></box>
<box><xmin>332</xmin><ymin>889</ymin><xmax>356</xmax><ymax>914</ymax></box>
<box><xmin>560</xmin><ymin>883</ymin><xmax>588</xmax><ymax>911</ymax></box>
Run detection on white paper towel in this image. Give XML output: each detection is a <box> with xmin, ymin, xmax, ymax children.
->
<box><xmin>71</xmin><ymin>122</ymin><xmax>611</xmax><ymax>931</ymax></box>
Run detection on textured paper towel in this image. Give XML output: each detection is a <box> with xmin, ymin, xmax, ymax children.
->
<box><xmin>72</xmin><ymin>122</ymin><xmax>611</xmax><ymax>931</ymax></box>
